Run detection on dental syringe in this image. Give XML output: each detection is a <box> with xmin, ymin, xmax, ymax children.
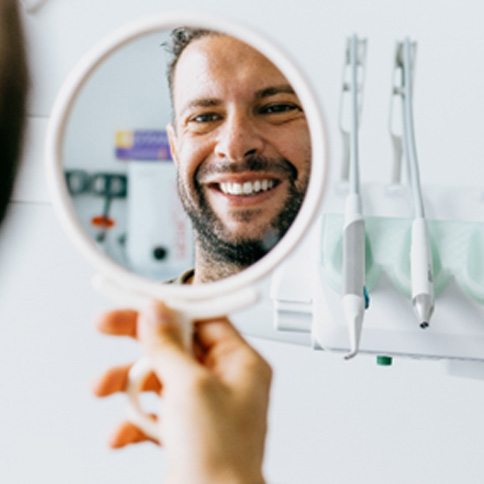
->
<box><xmin>340</xmin><ymin>34</ymin><xmax>369</xmax><ymax>360</ymax></box>
<box><xmin>393</xmin><ymin>38</ymin><xmax>435</xmax><ymax>328</ymax></box>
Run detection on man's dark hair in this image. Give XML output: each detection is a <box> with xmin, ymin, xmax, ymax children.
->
<box><xmin>164</xmin><ymin>27</ymin><xmax>218</xmax><ymax>102</ymax></box>
<box><xmin>0</xmin><ymin>0</ymin><xmax>29</xmax><ymax>224</ymax></box>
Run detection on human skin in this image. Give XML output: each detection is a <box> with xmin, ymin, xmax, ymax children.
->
<box><xmin>94</xmin><ymin>303</ymin><xmax>272</xmax><ymax>484</ymax></box>
<box><xmin>0</xmin><ymin>0</ymin><xmax>28</xmax><ymax>223</ymax></box>
<box><xmin>167</xmin><ymin>34</ymin><xmax>311</xmax><ymax>282</ymax></box>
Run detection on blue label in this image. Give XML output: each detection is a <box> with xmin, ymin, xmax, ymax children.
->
<box><xmin>115</xmin><ymin>130</ymin><xmax>173</xmax><ymax>161</ymax></box>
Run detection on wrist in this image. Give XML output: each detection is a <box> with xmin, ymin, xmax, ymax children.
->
<box><xmin>166</xmin><ymin>467</ymin><xmax>265</xmax><ymax>484</ymax></box>
<box><xmin>212</xmin><ymin>468</ymin><xmax>265</xmax><ymax>484</ymax></box>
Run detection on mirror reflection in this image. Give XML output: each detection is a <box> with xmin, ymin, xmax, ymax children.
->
<box><xmin>63</xmin><ymin>27</ymin><xmax>311</xmax><ymax>284</ymax></box>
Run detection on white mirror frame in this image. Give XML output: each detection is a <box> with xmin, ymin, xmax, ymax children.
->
<box><xmin>46</xmin><ymin>11</ymin><xmax>329</xmax><ymax>304</ymax></box>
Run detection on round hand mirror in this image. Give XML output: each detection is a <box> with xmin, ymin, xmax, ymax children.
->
<box><xmin>46</xmin><ymin>12</ymin><xmax>328</xmax><ymax>314</ymax></box>
<box><xmin>46</xmin><ymin>11</ymin><xmax>328</xmax><ymax>441</ymax></box>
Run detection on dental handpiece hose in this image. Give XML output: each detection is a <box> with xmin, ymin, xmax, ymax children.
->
<box><xmin>343</xmin><ymin>34</ymin><xmax>366</xmax><ymax>360</ymax></box>
<box><xmin>402</xmin><ymin>38</ymin><xmax>434</xmax><ymax>329</ymax></box>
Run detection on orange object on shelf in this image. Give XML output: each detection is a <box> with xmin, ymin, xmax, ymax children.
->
<box><xmin>91</xmin><ymin>215</ymin><xmax>115</xmax><ymax>228</ymax></box>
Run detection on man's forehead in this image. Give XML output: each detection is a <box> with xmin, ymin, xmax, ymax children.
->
<box><xmin>176</xmin><ymin>34</ymin><xmax>276</xmax><ymax>71</ymax></box>
<box><xmin>172</xmin><ymin>34</ymin><xmax>292</xmax><ymax>111</ymax></box>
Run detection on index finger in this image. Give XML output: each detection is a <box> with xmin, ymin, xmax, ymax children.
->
<box><xmin>194</xmin><ymin>317</ymin><xmax>271</xmax><ymax>387</ymax></box>
<box><xmin>195</xmin><ymin>316</ymin><xmax>240</xmax><ymax>343</ymax></box>
<box><xmin>194</xmin><ymin>317</ymin><xmax>250</xmax><ymax>353</ymax></box>
<box><xmin>96</xmin><ymin>309</ymin><xmax>139</xmax><ymax>338</ymax></box>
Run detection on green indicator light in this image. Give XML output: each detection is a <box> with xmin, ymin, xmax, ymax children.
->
<box><xmin>377</xmin><ymin>355</ymin><xmax>393</xmax><ymax>366</ymax></box>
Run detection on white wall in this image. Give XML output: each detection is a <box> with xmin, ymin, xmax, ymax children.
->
<box><xmin>3</xmin><ymin>0</ymin><xmax>484</xmax><ymax>483</ymax></box>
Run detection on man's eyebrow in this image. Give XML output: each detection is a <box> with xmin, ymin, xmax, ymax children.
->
<box><xmin>255</xmin><ymin>84</ymin><xmax>296</xmax><ymax>99</ymax></box>
<box><xmin>179</xmin><ymin>85</ymin><xmax>297</xmax><ymax>116</ymax></box>
<box><xmin>182</xmin><ymin>98</ymin><xmax>222</xmax><ymax>113</ymax></box>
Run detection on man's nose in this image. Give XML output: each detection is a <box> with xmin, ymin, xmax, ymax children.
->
<box><xmin>214</xmin><ymin>113</ymin><xmax>264</xmax><ymax>162</ymax></box>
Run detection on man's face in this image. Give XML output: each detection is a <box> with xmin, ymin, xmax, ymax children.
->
<box><xmin>167</xmin><ymin>34</ymin><xmax>311</xmax><ymax>266</ymax></box>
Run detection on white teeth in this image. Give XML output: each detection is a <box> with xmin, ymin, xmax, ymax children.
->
<box><xmin>218</xmin><ymin>179</ymin><xmax>276</xmax><ymax>195</ymax></box>
<box><xmin>242</xmin><ymin>181</ymin><xmax>252</xmax><ymax>194</ymax></box>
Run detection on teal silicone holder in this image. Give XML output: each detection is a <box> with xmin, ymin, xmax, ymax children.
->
<box><xmin>321</xmin><ymin>214</ymin><xmax>484</xmax><ymax>304</ymax></box>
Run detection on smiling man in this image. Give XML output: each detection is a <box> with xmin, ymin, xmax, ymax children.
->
<box><xmin>165</xmin><ymin>28</ymin><xmax>311</xmax><ymax>283</ymax></box>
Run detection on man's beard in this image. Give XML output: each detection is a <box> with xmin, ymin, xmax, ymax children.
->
<box><xmin>178</xmin><ymin>156</ymin><xmax>309</xmax><ymax>269</ymax></box>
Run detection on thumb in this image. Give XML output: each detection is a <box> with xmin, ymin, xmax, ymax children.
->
<box><xmin>138</xmin><ymin>301</ymin><xmax>197</xmax><ymax>385</ymax></box>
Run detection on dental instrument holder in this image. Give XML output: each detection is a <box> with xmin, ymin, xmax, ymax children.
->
<box><xmin>313</xmin><ymin>183</ymin><xmax>484</xmax><ymax>362</ymax></box>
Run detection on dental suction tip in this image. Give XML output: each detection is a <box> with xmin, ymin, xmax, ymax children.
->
<box><xmin>420</xmin><ymin>321</ymin><xmax>429</xmax><ymax>329</ymax></box>
<box><xmin>344</xmin><ymin>350</ymin><xmax>358</xmax><ymax>360</ymax></box>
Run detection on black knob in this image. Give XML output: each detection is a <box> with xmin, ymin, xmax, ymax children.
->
<box><xmin>153</xmin><ymin>246</ymin><xmax>168</xmax><ymax>261</ymax></box>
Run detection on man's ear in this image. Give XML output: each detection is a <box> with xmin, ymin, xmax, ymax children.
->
<box><xmin>166</xmin><ymin>123</ymin><xmax>179</xmax><ymax>166</ymax></box>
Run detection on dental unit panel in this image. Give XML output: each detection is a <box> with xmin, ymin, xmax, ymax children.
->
<box><xmin>272</xmin><ymin>36</ymin><xmax>484</xmax><ymax>365</ymax></box>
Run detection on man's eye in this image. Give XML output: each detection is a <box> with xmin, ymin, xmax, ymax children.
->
<box><xmin>259</xmin><ymin>103</ymin><xmax>300</xmax><ymax>114</ymax></box>
<box><xmin>189</xmin><ymin>113</ymin><xmax>221</xmax><ymax>123</ymax></box>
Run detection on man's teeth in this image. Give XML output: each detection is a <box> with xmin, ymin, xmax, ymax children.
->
<box><xmin>219</xmin><ymin>179</ymin><xmax>275</xmax><ymax>195</ymax></box>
